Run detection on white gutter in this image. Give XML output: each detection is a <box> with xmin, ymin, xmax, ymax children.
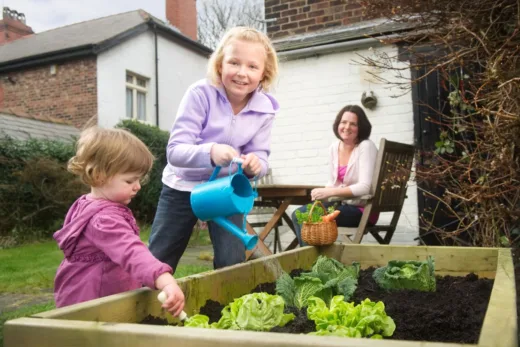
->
<box><xmin>277</xmin><ymin>34</ymin><xmax>402</xmax><ymax>61</ymax></box>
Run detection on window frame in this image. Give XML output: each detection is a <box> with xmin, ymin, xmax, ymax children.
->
<box><xmin>125</xmin><ymin>72</ymin><xmax>149</xmax><ymax>122</ymax></box>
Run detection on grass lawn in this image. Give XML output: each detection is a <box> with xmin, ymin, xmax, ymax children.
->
<box><xmin>0</xmin><ymin>225</ymin><xmax>213</xmax><ymax>346</ymax></box>
<box><xmin>0</xmin><ymin>225</ymin><xmax>212</xmax><ymax>294</ymax></box>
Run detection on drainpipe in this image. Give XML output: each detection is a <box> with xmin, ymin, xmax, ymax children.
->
<box><xmin>153</xmin><ymin>23</ymin><xmax>160</xmax><ymax>127</ymax></box>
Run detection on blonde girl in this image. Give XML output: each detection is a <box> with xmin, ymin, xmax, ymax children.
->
<box><xmin>149</xmin><ymin>26</ymin><xmax>279</xmax><ymax>271</ymax></box>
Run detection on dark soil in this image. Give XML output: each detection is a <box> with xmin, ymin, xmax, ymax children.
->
<box><xmin>139</xmin><ymin>268</ymin><xmax>494</xmax><ymax>343</ymax></box>
<box><xmin>351</xmin><ymin>269</ymin><xmax>492</xmax><ymax>343</ymax></box>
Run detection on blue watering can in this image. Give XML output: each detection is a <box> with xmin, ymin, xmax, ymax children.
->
<box><xmin>190</xmin><ymin>158</ymin><xmax>258</xmax><ymax>250</ymax></box>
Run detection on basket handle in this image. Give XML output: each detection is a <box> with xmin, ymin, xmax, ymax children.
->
<box><xmin>307</xmin><ymin>200</ymin><xmax>327</xmax><ymax>223</ymax></box>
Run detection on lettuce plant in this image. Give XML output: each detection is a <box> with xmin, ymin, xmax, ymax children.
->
<box><xmin>276</xmin><ymin>256</ymin><xmax>360</xmax><ymax>309</ymax></box>
<box><xmin>184</xmin><ymin>293</ymin><xmax>295</xmax><ymax>331</ymax></box>
<box><xmin>307</xmin><ymin>296</ymin><xmax>396</xmax><ymax>339</ymax></box>
<box><xmin>372</xmin><ymin>256</ymin><xmax>436</xmax><ymax>292</ymax></box>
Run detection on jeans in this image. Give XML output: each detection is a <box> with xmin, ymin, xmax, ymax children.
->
<box><xmin>291</xmin><ymin>201</ymin><xmax>363</xmax><ymax>246</ymax></box>
<box><xmin>148</xmin><ymin>184</ymin><xmax>246</xmax><ymax>272</ymax></box>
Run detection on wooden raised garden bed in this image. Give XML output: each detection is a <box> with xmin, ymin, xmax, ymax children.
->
<box><xmin>4</xmin><ymin>244</ymin><xmax>517</xmax><ymax>347</ymax></box>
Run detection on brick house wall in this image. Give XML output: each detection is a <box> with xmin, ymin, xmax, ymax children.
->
<box><xmin>0</xmin><ymin>57</ymin><xmax>97</xmax><ymax>128</ymax></box>
<box><xmin>265</xmin><ymin>0</ymin><xmax>365</xmax><ymax>39</ymax></box>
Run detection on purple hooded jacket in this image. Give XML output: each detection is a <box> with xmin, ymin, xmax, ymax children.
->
<box><xmin>53</xmin><ymin>195</ymin><xmax>172</xmax><ymax>307</ymax></box>
<box><xmin>162</xmin><ymin>79</ymin><xmax>280</xmax><ymax>186</ymax></box>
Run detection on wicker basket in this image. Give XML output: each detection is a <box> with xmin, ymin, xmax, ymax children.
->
<box><xmin>301</xmin><ymin>200</ymin><xmax>338</xmax><ymax>246</ymax></box>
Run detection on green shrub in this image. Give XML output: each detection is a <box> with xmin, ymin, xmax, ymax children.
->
<box><xmin>116</xmin><ymin>120</ymin><xmax>169</xmax><ymax>224</ymax></box>
<box><xmin>0</xmin><ymin>137</ymin><xmax>87</xmax><ymax>240</ymax></box>
<box><xmin>0</xmin><ymin>121</ymin><xmax>169</xmax><ymax>242</ymax></box>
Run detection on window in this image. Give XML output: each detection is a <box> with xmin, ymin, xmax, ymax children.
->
<box><xmin>126</xmin><ymin>73</ymin><xmax>148</xmax><ymax>121</ymax></box>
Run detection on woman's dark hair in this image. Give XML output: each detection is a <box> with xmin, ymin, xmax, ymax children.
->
<box><xmin>332</xmin><ymin>105</ymin><xmax>372</xmax><ymax>143</ymax></box>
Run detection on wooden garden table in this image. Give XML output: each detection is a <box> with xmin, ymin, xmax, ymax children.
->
<box><xmin>245</xmin><ymin>184</ymin><xmax>320</xmax><ymax>260</ymax></box>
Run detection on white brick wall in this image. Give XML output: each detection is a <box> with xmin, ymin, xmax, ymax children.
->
<box><xmin>262</xmin><ymin>44</ymin><xmax>419</xmax><ymax>245</ymax></box>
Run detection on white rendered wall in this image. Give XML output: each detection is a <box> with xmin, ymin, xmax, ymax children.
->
<box><xmin>256</xmin><ymin>44</ymin><xmax>419</xmax><ymax>246</ymax></box>
<box><xmin>97</xmin><ymin>31</ymin><xmax>207</xmax><ymax>130</ymax></box>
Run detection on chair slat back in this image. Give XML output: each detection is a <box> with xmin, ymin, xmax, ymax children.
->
<box><xmin>371</xmin><ymin>139</ymin><xmax>415</xmax><ymax>213</ymax></box>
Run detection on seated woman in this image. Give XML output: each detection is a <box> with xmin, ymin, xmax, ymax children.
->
<box><xmin>291</xmin><ymin>104</ymin><xmax>379</xmax><ymax>246</ymax></box>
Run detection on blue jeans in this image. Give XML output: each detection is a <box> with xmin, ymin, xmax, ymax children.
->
<box><xmin>148</xmin><ymin>185</ymin><xmax>246</xmax><ymax>272</ymax></box>
<box><xmin>291</xmin><ymin>201</ymin><xmax>363</xmax><ymax>246</ymax></box>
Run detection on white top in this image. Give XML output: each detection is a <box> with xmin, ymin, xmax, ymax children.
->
<box><xmin>325</xmin><ymin>139</ymin><xmax>378</xmax><ymax>197</ymax></box>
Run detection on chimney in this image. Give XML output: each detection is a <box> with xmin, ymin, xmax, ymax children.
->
<box><xmin>165</xmin><ymin>0</ymin><xmax>197</xmax><ymax>41</ymax></box>
<box><xmin>0</xmin><ymin>7</ymin><xmax>34</xmax><ymax>44</ymax></box>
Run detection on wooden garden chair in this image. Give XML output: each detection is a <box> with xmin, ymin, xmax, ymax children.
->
<box><xmin>331</xmin><ymin>138</ymin><xmax>415</xmax><ymax>244</ymax></box>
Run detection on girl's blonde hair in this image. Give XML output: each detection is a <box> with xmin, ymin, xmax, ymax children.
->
<box><xmin>68</xmin><ymin>127</ymin><xmax>154</xmax><ymax>187</ymax></box>
<box><xmin>207</xmin><ymin>26</ymin><xmax>279</xmax><ymax>92</ymax></box>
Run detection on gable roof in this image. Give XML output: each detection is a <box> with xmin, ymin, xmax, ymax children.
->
<box><xmin>0</xmin><ymin>10</ymin><xmax>212</xmax><ymax>73</ymax></box>
<box><xmin>0</xmin><ymin>109</ymin><xmax>80</xmax><ymax>142</ymax></box>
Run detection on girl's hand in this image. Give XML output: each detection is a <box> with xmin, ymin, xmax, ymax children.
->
<box><xmin>157</xmin><ymin>279</ymin><xmax>185</xmax><ymax>317</ymax></box>
<box><xmin>210</xmin><ymin>144</ymin><xmax>239</xmax><ymax>167</ymax></box>
<box><xmin>311</xmin><ymin>188</ymin><xmax>331</xmax><ymax>201</ymax></box>
<box><xmin>241</xmin><ymin>153</ymin><xmax>261</xmax><ymax>177</ymax></box>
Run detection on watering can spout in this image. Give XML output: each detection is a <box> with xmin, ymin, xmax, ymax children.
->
<box><xmin>213</xmin><ymin>217</ymin><xmax>258</xmax><ymax>250</ymax></box>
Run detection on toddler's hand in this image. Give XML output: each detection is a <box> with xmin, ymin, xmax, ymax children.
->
<box><xmin>241</xmin><ymin>153</ymin><xmax>261</xmax><ymax>177</ymax></box>
<box><xmin>210</xmin><ymin>144</ymin><xmax>238</xmax><ymax>167</ymax></box>
<box><xmin>160</xmin><ymin>282</ymin><xmax>185</xmax><ymax>317</ymax></box>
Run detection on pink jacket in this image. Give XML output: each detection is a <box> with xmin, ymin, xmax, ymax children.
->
<box><xmin>53</xmin><ymin>195</ymin><xmax>172</xmax><ymax>307</ymax></box>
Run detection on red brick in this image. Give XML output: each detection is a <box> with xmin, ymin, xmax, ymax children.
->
<box><xmin>266</xmin><ymin>0</ymin><xmax>366</xmax><ymax>39</ymax></box>
<box><xmin>299</xmin><ymin>18</ymin><xmax>317</xmax><ymax>27</ymax></box>
<box><xmin>272</xmin><ymin>4</ymin><xmax>289</xmax><ymax>12</ymax></box>
<box><xmin>289</xmin><ymin>1</ymin><xmax>306</xmax><ymax>9</ymax></box>
<box><xmin>290</xmin><ymin>13</ymin><xmax>308</xmax><ymax>22</ymax></box>
<box><xmin>0</xmin><ymin>57</ymin><xmax>97</xmax><ymax>128</ymax></box>
<box><xmin>281</xmin><ymin>22</ymin><xmax>299</xmax><ymax>30</ymax></box>
<box><xmin>165</xmin><ymin>0</ymin><xmax>197</xmax><ymax>41</ymax></box>
<box><xmin>308</xmin><ymin>10</ymin><xmax>326</xmax><ymax>17</ymax></box>
<box><xmin>265</xmin><ymin>0</ymin><xmax>281</xmax><ymax>7</ymax></box>
<box><xmin>316</xmin><ymin>15</ymin><xmax>334</xmax><ymax>23</ymax></box>
<box><xmin>281</xmin><ymin>9</ymin><xmax>298</xmax><ymax>17</ymax></box>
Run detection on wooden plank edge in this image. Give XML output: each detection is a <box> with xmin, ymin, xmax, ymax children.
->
<box><xmin>4</xmin><ymin>317</ymin><xmax>473</xmax><ymax>347</ymax></box>
<box><xmin>478</xmin><ymin>248</ymin><xmax>517</xmax><ymax>347</ymax></box>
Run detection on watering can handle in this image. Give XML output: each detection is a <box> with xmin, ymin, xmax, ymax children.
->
<box><xmin>208</xmin><ymin>157</ymin><xmax>243</xmax><ymax>182</ymax></box>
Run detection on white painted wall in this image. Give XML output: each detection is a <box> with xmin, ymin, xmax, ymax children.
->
<box><xmin>263</xmin><ymin>44</ymin><xmax>419</xmax><ymax>246</ymax></box>
<box><xmin>97</xmin><ymin>31</ymin><xmax>156</xmax><ymax>128</ymax></box>
<box><xmin>157</xmin><ymin>36</ymin><xmax>208</xmax><ymax>131</ymax></box>
<box><xmin>97</xmin><ymin>31</ymin><xmax>207</xmax><ymax>130</ymax></box>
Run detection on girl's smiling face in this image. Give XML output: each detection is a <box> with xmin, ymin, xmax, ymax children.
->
<box><xmin>219</xmin><ymin>39</ymin><xmax>266</xmax><ymax>108</ymax></box>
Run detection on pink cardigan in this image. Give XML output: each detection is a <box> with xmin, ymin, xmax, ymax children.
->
<box><xmin>53</xmin><ymin>195</ymin><xmax>172</xmax><ymax>307</ymax></box>
<box><xmin>326</xmin><ymin>139</ymin><xmax>378</xmax><ymax>198</ymax></box>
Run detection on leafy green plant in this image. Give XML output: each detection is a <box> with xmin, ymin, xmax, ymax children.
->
<box><xmin>276</xmin><ymin>256</ymin><xmax>360</xmax><ymax>309</ymax></box>
<box><xmin>372</xmin><ymin>256</ymin><xmax>436</xmax><ymax>292</ymax></box>
<box><xmin>184</xmin><ymin>293</ymin><xmax>294</xmax><ymax>331</ymax></box>
<box><xmin>295</xmin><ymin>201</ymin><xmax>335</xmax><ymax>225</ymax></box>
<box><xmin>434</xmin><ymin>131</ymin><xmax>455</xmax><ymax>155</ymax></box>
<box><xmin>307</xmin><ymin>296</ymin><xmax>396</xmax><ymax>339</ymax></box>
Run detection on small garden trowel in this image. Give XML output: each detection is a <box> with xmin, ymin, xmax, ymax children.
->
<box><xmin>157</xmin><ymin>291</ymin><xmax>188</xmax><ymax>323</ymax></box>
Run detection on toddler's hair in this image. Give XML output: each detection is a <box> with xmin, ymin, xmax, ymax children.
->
<box><xmin>68</xmin><ymin>126</ymin><xmax>154</xmax><ymax>186</ymax></box>
<box><xmin>207</xmin><ymin>26</ymin><xmax>279</xmax><ymax>91</ymax></box>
